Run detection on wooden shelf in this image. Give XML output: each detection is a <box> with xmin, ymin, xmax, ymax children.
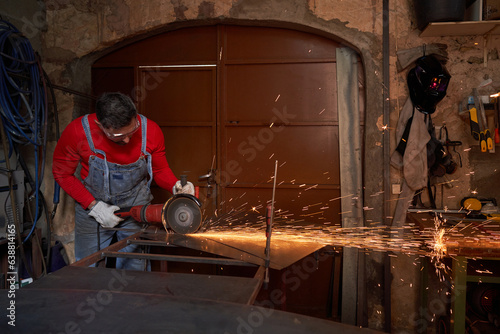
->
<box><xmin>420</xmin><ymin>20</ymin><xmax>500</xmax><ymax>37</ymax></box>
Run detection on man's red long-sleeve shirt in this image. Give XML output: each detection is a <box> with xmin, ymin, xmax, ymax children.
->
<box><xmin>52</xmin><ymin>114</ymin><xmax>178</xmax><ymax>209</ymax></box>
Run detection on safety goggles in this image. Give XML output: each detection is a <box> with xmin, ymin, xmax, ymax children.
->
<box><xmin>98</xmin><ymin>119</ymin><xmax>140</xmax><ymax>141</ymax></box>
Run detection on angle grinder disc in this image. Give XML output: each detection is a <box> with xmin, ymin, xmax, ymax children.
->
<box><xmin>163</xmin><ymin>194</ymin><xmax>202</xmax><ymax>234</ymax></box>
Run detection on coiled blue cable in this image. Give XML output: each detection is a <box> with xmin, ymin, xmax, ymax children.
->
<box><xmin>0</xmin><ymin>20</ymin><xmax>47</xmax><ymax>243</ymax></box>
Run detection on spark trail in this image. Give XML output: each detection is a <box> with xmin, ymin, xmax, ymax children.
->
<box><xmin>199</xmin><ymin>205</ymin><xmax>500</xmax><ymax>260</ymax></box>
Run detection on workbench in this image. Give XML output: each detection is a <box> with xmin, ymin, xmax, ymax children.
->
<box><xmin>407</xmin><ymin>211</ymin><xmax>500</xmax><ymax>334</ymax></box>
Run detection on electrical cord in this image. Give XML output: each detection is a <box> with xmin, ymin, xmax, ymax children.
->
<box><xmin>43</xmin><ymin>68</ymin><xmax>58</xmax><ymax>272</ymax></box>
<box><xmin>0</xmin><ymin>19</ymin><xmax>50</xmax><ymax>279</ymax></box>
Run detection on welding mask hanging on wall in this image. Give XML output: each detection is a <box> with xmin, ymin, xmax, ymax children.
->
<box><xmin>407</xmin><ymin>55</ymin><xmax>451</xmax><ymax>114</ymax></box>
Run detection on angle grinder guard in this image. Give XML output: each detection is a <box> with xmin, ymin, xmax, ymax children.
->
<box><xmin>162</xmin><ymin>194</ymin><xmax>203</xmax><ymax>234</ymax></box>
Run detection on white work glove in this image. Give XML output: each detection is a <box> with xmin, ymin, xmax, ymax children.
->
<box><xmin>88</xmin><ymin>201</ymin><xmax>123</xmax><ymax>228</ymax></box>
<box><xmin>173</xmin><ymin>180</ymin><xmax>195</xmax><ymax>195</ymax></box>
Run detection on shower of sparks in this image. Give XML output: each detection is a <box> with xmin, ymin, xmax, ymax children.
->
<box><xmin>193</xmin><ymin>160</ymin><xmax>500</xmax><ymax>283</ymax></box>
<box><xmin>430</xmin><ymin>216</ymin><xmax>448</xmax><ymax>280</ymax></box>
<box><xmin>203</xmin><ymin>202</ymin><xmax>405</xmax><ymax>252</ymax></box>
<box><xmin>196</xmin><ymin>197</ymin><xmax>500</xmax><ymax>281</ymax></box>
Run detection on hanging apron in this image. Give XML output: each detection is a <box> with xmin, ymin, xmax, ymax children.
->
<box><xmin>74</xmin><ymin>114</ymin><xmax>153</xmax><ymax>269</ymax></box>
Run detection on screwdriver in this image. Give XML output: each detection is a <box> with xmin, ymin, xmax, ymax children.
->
<box><xmin>473</xmin><ymin>88</ymin><xmax>491</xmax><ymax>152</ymax></box>
<box><xmin>495</xmin><ymin>98</ymin><xmax>500</xmax><ymax>144</ymax></box>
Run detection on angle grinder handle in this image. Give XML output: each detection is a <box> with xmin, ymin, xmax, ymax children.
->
<box><xmin>115</xmin><ymin>204</ymin><xmax>164</xmax><ymax>223</ymax></box>
<box><xmin>114</xmin><ymin>207</ymin><xmax>133</xmax><ymax>218</ymax></box>
<box><xmin>180</xmin><ymin>174</ymin><xmax>187</xmax><ymax>187</ymax></box>
<box><xmin>180</xmin><ymin>174</ymin><xmax>200</xmax><ymax>198</ymax></box>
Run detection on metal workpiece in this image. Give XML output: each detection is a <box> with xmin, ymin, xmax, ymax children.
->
<box><xmin>70</xmin><ymin>227</ymin><xmax>324</xmax><ymax>270</ymax></box>
<box><xmin>101</xmin><ymin>251</ymin><xmax>258</xmax><ymax>267</ymax></box>
<box><xmin>24</xmin><ymin>266</ymin><xmax>262</xmax><ymax>304</ymax></box>
<box><xmin>161</xmin><ymin>232</ymin><xmax>324</xmax><ymax>270</ymax></box>
<box><xmin>88</xmin><ymin>229</ymin><xmax>324</xmax><ymax>270</ymax></box>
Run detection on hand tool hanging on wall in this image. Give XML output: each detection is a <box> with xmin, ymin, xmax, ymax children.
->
<box><xmin>468</xmin><ymin>106</ymin><xmax>481</xmax><ymax>141</ymax></box>
<box><xmin>473</xmin><ymin>88</ymin><xmax>494</xmax><ymax>153</ymax></box>
<box><xmin>495</xmin><ymin>97</ymin><xmax>500</xmax><ymax>144</ymax></box>
<box><xmin>115</xmin><ymin>194</ymin><xmax>203</xmax><ymax>234</ymax></box>
<box><xmin>480</xmin><ymin>95</ymin><xmax>494</xmax><ymax>153</ymax></box>
<box><xmin>439</xmin><ymin>124</ymin><xmax>461</xmax><ymax>172</ymax></box>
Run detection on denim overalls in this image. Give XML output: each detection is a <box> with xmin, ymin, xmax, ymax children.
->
<box><xmin>74</xmin><ymin>114</ymin><xmax>153</xmax><ymax>270</ymax></box>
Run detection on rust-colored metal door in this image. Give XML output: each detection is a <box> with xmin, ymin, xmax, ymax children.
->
<box><xmin>92</xmin><ymin>25</ymin><xmax>349</xmax><ymax>226</ymax></box>
<box><xmin>219</xmin><ymin>26</ymin><xmax>341</xmax><ymax>226</ymax></box>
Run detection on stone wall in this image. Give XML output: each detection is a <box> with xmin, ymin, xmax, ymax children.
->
<box><xmin>35</xmin><ymin>0</ymin><xmax>387</xmax><ymax>267</ymax></box>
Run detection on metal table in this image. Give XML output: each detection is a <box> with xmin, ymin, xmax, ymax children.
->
<box><xmin>1</xmin><ymin>287</ymin><xmax>383</xmax><ymax>333</ymax></box>
<box><xmin>0</xmin><ymin>228</ymin><xmax>383</xmax><ymax>333</ymax></box>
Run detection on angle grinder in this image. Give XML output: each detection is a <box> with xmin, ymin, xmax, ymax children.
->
<box><xmin>115</xmin><ymin>194</ymin><xmax>203</xmax><ymax>234</ymax></box>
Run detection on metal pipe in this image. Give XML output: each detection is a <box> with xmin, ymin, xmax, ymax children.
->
<box><xmin>407</xmin><ymin>209</ymin><xmax>466</xmax><ymax>214</ymax></box>
<box><xmin>383</xmin><ymin>0</ymin><xmax>392</xmax><ymax>332</ymax></box>
<box><xmin>264</xmin><ymin>160</ymin><xmax>278</xmax><ymax>286</ymax></box>
<box><xmin>102</xmin><ymin>252</ymin><xmax>257</xmax><ymax>267</ymax></box>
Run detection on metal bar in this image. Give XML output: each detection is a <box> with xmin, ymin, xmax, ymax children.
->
<box><xmin>407</xmin><ymin>209</ymin><xmax>466</xmax><ymax>214</ymax></box>
<box><xmin>332</xmin><ymin>253</ymin><xmax>342</xmax><ymax>320</ymax></box>
<box><xmin>102</xmin><ymin>252</ymin><xmax>257</xmax><ymax>267</ymax></box>
<box><xmin>247</xmin><ymin>266</ymin><xmax>266</xmax><ymax>305</ymax></box>
<box><xmin>382</xmin><ymin>0</ymin><xmax>390</xmax><ymax>226</ymax></box>
<box><xmin>447</xmin><ymin>247</ymin><xmax>500</xmax><ymax>258</ymax></box>
<box><xmin>71</xmin><ymin>233</ymin><xmax>141</xmax><ymax>267</ymax></box>
<box><xmin>127</xmin><ymin>239</ymin><xmax>178</xmax><ymax>247</ymax></box>
<box><xmin>264</xmin><ymin>160</ymin><xmax>278</xmax><ymax>285</ymax></box>
<box><xmin>441</xmin><ymin>215</ymin><xmax>495</xmax><ymax>223</ymax></box>
<box><xmin>102</xmin><ymin>228</ymin><xmax>146</xmax><ymax>232</ymax></box>
<box><xmin>51</xmin><ymin>83</ymin><xmax>96</xmax><ymax>100</ymax></box>
<box><xmin>138</xmin><ymin>64</ymin><xmax>217</xmax><ymax>68</ymax></box>
<box><xmin>383</xmin><ymin>0</ymin><xmax>392</xmax><ymax>331</ymax></box>
<box><xmin>336</xmin><ymin>46</ymin><xmax>363</xmax><ymax>326</ymax></box>
<box><xmin>451</xmin><ymin>256</ymin><xmax>467</xmax><ymax>334</ymax></box>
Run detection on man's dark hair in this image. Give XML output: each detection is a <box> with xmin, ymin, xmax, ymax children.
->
<box><xmin>95</xmin><ymin>92</ymin><xmax>137</xmax><ymax>129</ymax></box>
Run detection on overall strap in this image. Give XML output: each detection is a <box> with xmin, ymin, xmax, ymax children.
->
<box><xmin>81</xmin><ymin>114</ymin><xmax>111</xmax><ymax>201</ymax></box>
<box><xmin>81</xmin><ymin>115</ymin><xmax>108</xmax><ymax>158</ymax></box>
<box><xmin>139</xmin><ymin>114</ymin><xmax>153</xmax><ymax>189</ymax></box>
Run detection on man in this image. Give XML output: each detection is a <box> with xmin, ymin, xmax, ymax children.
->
<box><xmin>53</xmin><ymin>92</ymin><xmax>194</xmax><ymax>270</ymax></box>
